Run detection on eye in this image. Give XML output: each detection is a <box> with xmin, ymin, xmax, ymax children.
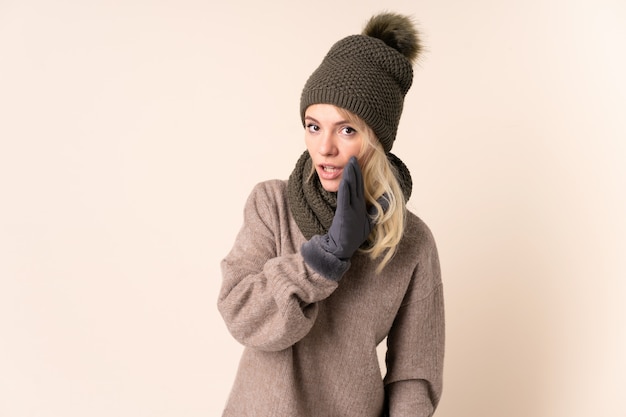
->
<box><xmin>306</xmin><ymin>123</ymin><xmax>320</xmax><ymax>133</ymax></box>
<box><xmin>340</xmin><ymin>126</ymin><xmax>356</xmax><ymax>135</ymax></box>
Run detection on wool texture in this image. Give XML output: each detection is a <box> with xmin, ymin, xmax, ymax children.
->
<box><xmin>300</xmin><ymin>13</ymin><xmax>421</xmax><ymax>153</ymax></box>
<box><xmin>218</xmin><ymin>180</ymin><xmax>444</xmax><ymax>417</ymax></box>
<box><xmin>287</xmin><ymin>150</ymin><xmax>413</xmax><ymax>240</ymax></box>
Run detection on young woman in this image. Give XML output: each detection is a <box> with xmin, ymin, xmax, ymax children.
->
<box><xmin>218</xmin><ymin>12</ymin><xmax>444</xmax><ymax>417</ymax></box>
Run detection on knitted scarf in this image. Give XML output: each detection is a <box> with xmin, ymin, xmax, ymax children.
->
<box><xmin>287</xmin><ymin>151</ymin><xmax>413</xmax><ymax>239</ymax></box>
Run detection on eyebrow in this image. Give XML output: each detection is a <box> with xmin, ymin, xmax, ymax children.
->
<box><xmin>304</xmin><ymin>116</ymin><xmax>352</xmax><ymax>126</ymax></box>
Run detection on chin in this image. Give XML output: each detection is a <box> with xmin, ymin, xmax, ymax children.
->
<box><xmin>320</xmin><ymin>180</ymin><xmax>339</xmax><ymax>192</ymax></box>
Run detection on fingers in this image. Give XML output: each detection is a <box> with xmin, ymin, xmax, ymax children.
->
<box><xmin>337</xmin><ymin>156</ymin><xmax>364</xmax><ymax>207</ymax></box>
<box><xmin>337</xmin><ymin>171</ymin><xmax>351</xmax><ymax>209</ymax></box>
<box><xmin>353</xmin><ymin>157</ymin><xmax>365</xmax><ymax>200</ymax></box>
<box><xmin>343</xmin><ymin>158</ymin><xmax>390</xmax><ymax>221</ymax></box>
<box><xmin>347</xmin><ymin>156</ymin><xmax>363</xmax><ymax>202</ymax></box>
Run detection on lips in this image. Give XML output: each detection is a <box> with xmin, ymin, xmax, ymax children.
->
<box><xmin>317</xmin><ymin>164</ymin><xmax>343</xmax><ymax>180</ymax></box>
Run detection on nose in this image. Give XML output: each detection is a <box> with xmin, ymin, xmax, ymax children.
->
<box><xmin>318</xmin><ymin>131</ymin><xmax>337</xmax><ymax>156</ymax></box>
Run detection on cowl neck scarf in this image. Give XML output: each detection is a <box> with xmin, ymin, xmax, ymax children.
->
<box><xmin>287</xmin><ymin>151</ymin><xmax>413</xmax><ymax>239</ymax></box>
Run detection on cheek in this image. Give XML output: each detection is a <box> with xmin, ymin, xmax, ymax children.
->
<box><xmin>341</xmin><ymin>139</ymin><xmax>363</xmax><ymax>158</ymax></box>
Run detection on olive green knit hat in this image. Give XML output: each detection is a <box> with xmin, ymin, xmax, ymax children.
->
<box><xmin>300</xmin><ymin>13</ymin><xmax>421</xmax><ymax>153</ymax></box>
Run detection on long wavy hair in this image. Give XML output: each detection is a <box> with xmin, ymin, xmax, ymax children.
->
<box><xmin>338</xmin><ymin>108</ymin><xmax>407</xmax><ymax>272</ymax></box>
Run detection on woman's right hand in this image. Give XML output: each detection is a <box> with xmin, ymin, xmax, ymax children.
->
<box><xmin>324</xmin><ymin>156</ymin><xmax>372</xmax><ymax>260</ymax></box>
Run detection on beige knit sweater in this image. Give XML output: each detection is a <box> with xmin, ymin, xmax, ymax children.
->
<box><xmin>218</xmin><ymin>180</ymin><xmax>444</xmax><ymax>417</ymax></box>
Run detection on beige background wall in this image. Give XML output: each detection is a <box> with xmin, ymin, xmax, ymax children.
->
<box><xmin>1</xmin><ymin>0</ymin><xmax>625</xmax><ymax>416</ymax></box>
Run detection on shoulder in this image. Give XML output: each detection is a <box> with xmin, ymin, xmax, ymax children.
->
<box><xmin>393</xmin><ymin>210</ymin><xmax>442</xmax><ymax>297</ymax></box>
<box><xmin>245</xmin><ymin>179</ymin><xmax>289</xmax><ymax>210</ymax></box>
<box><xmin>242</xmin><ymin>180</ymin><xmax>291</xmax><ymax>228</ymax></box>
<box><xmin>403</xmin><ymin>210</ymin><xmax>438</xmax><ymax>255</ymax></box>
<box><xmin>242</xmin><ymin>179</ymin><xmax>304</xmax><ymax>246</ymax></box>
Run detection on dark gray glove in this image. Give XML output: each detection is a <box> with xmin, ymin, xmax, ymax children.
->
<box><xmin>323</xmin><ymin>156</ymin><xmax>371</xmax><ymax>260</ymax></box>
<box><xmin>301</xmin><ymin>157</ymin><xmax>388</xmax><ymax>280</ymax></box>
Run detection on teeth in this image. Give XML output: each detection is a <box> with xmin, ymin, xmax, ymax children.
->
<box><xmin>323</xmin><ymin>166</ymin><xmax>338</xmax><ymax>172</ymax></box>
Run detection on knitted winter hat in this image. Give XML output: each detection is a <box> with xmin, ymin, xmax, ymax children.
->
<box><xmin>300</xmin><ymin>13</ymin><xmax>421</xmax><ymax>153</ymax></box>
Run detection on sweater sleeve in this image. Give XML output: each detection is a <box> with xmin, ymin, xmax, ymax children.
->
<box><xmin>218</xmin><ymin>181</ymin><xmax>338</xmax><ymax>352</ymax></box>
<box><xmin>384</xmin><ymin>230</ymin><xmax>445</xmax><ymax>416</ymax></box>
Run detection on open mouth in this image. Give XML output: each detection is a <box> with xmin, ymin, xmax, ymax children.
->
<box><xmin>317</xmin><ymin>164</ymin><xmax>343</xmax><ymax>180</ymax></box>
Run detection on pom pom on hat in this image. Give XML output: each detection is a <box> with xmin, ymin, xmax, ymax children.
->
<box><xmin>300</xmin><ymin>12</ymin><xmax>422</xmax><ymax>153</ymax></box>
<box><xmin>363</xmin><ymin>13</ymin><xmax>421</xmax><ymax>64</ymax></box>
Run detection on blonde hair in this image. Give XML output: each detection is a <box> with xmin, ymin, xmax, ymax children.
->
<box><xmin>337</xmin><ymin>109</ymin><xmax>407</xmax><ymax>272</ymax></box>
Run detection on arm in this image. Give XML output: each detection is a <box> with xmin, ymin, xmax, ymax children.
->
<box><xmin>385</xmin><ymin>238</ymin><xmax>445</xmax><ymax>416</ymax></box>
<box><xmin>218</xmin><ymin>182</ymin><xmax>338</xmax><ymax>352</ymax></box>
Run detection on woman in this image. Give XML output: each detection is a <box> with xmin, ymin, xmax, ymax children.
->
<box><xmin>218</xmin><ymin>12</ymin><xmax>444</xmax><ymax>417</ymax></box>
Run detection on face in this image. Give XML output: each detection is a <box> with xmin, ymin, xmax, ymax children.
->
<box><xmin>304</xmin><ymin>104</ymin><xmax>365</xmax><ymax>192</ymax></box>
